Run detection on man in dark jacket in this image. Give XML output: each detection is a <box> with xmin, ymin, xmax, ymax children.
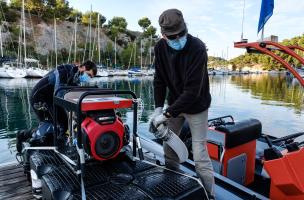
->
<box><xmin>150</xmin><ymin>9</ymin><xmax>214</xmax><ymax>198</ymax></box>
<box><xmin>30</xmin><ymin>60</ymin><xmax>97</xmax><ymax>133</ymax></box>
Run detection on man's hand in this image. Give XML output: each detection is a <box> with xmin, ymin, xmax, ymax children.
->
<box><xmin>152</xmin><ymin>114</ymin><xmax>168</xmax><ymax>128</ymax></box>
<box><xmin>149</xmin><ymin>107</ymin><xmax>163</xmax><ymax>132</ymax></box>
<box><xmin>149</xmin><ymin>107</ymin><xmax>163</xmax><ymax>121</ymax></box>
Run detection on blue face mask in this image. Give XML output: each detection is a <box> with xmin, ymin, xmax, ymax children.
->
<box><xmin>79</xmin><ymin>72</ymin><xmax>91</xmax><ymax>83</ymax></box>
<box><xmin>167</xmin><ymin>35</ymin><xmax>187</xmax><ymax>50</ymax></box>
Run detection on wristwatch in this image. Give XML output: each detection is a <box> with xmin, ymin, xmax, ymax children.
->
<box><xmin>163</xmin><ymin>111</ymin><xmax>171</xmax><ymax>118</ymax></box>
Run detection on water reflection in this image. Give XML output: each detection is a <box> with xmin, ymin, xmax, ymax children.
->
<box><xmin>0</xmin><ymin>74</ymin><xmax>303</xmax><ymax>163</ymax></box>
<box><xmin>230</xmin><ymin>73</ymin><xmax>304</xmax><ymax>114</ymax></box>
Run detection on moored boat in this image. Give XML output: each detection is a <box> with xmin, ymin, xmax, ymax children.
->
<box><xmin>0</xmin><ymin>61</ymin><xmax>26</xmax><ymax>78</ymax></box>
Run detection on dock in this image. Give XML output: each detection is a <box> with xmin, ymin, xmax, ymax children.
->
<box><xmin>0</xmin><ymin>162</ymin><xmax>34</xmax><ymax>200</ymax></box>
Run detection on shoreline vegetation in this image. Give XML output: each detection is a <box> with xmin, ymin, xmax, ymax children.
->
<box><xmin>0</xmin><ymin>0</ymin><xmax>303</xmax><ymax>71</ymax></box>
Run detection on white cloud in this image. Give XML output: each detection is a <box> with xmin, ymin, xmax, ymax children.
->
<box><xmin>275</xmin><ymin>0</ymin><xmax>304</xmax><ymax>14</ymax></box>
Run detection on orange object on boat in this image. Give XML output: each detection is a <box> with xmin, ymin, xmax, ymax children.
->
<box><xmin>264</xmin><ymin>148</ymin><xmax>304</xmax><ymax>200</ymax></box>
<box><xmin>206</xmin><ymin>119</ymin><xmax>261</xmax><ymax>186</ymax></box>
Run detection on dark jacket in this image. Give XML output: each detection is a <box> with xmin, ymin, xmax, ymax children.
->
<box><xmin>30</xmin><ymin>64</ymin><xmax>78</xmax><ymax>126</ymax></box>
<box><xmin>31</xmin><ymin>64</ymin><xmax>78</xmax><ymax>103</ymax></box>
<box><xmin>153</xmin><ymin>34</ymin><xmax>211</xmax><ymax>117</ymax></box>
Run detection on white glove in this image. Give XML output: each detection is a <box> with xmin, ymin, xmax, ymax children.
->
<box><xmin>149</xmin><ymin>107</ymin><xmax>163</xmax><ymax>132</ymax></box>
<box><xmin>149</xmin><ymin>107</ymin><xmax>163</xmax><ymax>121</ymax></box>
<box><xmin>153</xmin><ymin>114</ymin><xmax>168</xmax><ymax>128</ymax></box>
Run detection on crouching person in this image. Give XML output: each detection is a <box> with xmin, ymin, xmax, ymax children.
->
<box><xmin>16</xmin><ymin>61</ymin><xmax>97</xmax><ymax>152</ymax></box>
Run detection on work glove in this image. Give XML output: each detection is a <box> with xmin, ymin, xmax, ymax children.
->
<box><xmin>148</xmin><ymin>107</ymin><xmax>163</xmax><ymax>131</ymax></box>
<box><xmin>153</xmin><ymin>114</ymin><xmax>168</xmax><ymax>128</ymax></box>
<box><xmin>149</xmin><ymin>107</ymin><xmax>163</xmax><ymax>121</ymax></box>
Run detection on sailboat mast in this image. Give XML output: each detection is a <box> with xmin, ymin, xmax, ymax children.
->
<box><xmin>74</xmin><ymin>16</ymin><xmax>77</xmax><ymax>63</ymax></box>
<box><xmin>17</xmin><ymin>22</ymin><xmax>22</xmax><ymax>64</ymax></box>
<box><xmin>97</xmin><ymin>14</ymin><xmax>101</xmax><ymax>64</ymax></box>
<box><xmin>114</xmin><ymin>37</ymin><xmax>117</xmax><ymax>68</ymax></box>
<box><xmin>0</xmin><ymin>25</ymin><xmax>3</xmax><ymax>57</ymax></box>
<box><xmin>134</xmin><ymin>40</ymin><xmax>136</xmax><ymax>66</ymax></box>
<box><xmin>54</xmin><ymin>18</ymin><xmax>57</xmax><ymax>66</ymax></box>
<box><xmin>89</xmin><ymin>5</ymin><xmax>92</xmax><ymax>60</ymax></box>
<box><xmin>47</xmin><ymin>55</ymin><xmax>49</xmax><ymax>68</ymax></box>
<box><xmin>149</xmin><ymin>34</ymin><xmax>152</xmax><ymax>67</ymax></box>
<box><xmin>140</xmin><ymin>40</ymin><xmax>142</xmax><ymax>69</ymax></box>
<box><xmin>67</xmin><ymin>39</ymin><xmax>73</xmax><ymax>63</ymax></box>
<box><xmin>82</xmin><ymin>25</ymin><xmax>89</xmax><ymax>62</ymax></box>
<box><xmin>128</xmin><ymin>44</ymin><xmax>133</xmax><ymax>69</ymax></box>
<box><xmin>22</xmin><ymin>0</ymin><xmax>27</xmax><ymax>67</ymax></box>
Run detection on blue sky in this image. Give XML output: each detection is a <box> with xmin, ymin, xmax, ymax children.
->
<box><xmin>68</xmin><ymin>0</ymin><xmax>304</xmax><ymax>59</ymax></box>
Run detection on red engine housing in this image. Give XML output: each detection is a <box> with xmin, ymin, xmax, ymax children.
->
<box><xmin>81</xmin><ymin>115</ymin><xmax>125</xmax><ymax>161</ymax></box>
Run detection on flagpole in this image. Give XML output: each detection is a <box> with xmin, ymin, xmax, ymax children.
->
<box><xmin>261</xmin><ymin>27</ymin><xmax>264</xmax><ymax>41</ymax></box>
<box><xmin>241</xmin><ymin>0</ymin><xmax>246</xmax><ymax>40</ymax></box>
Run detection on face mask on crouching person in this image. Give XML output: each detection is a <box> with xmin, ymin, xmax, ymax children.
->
<box><xmin>73</xmin><ymin>70</ymin><xmax>92</xmax><ymax>85</ymax></box>
<box><xmin>72</xmin><ymin>60</ymin><xmax>96</xmax><ymax>85</ymax></box>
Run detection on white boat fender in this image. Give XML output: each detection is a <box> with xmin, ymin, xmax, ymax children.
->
<box><xmin>151</xmin><ymin>123</ymin><xmax>189</xmax><ymax>163</ymax></box>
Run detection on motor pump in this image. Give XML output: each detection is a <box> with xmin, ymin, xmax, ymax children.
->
<box><xmin>81</xmin><ymin>109</ymin><xmax>129</xmax><ymax>161</ymax></box>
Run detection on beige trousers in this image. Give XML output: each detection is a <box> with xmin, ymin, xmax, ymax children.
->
<box><xmin>164</xmin><ymin>109</ymin><xmax>214</xmax><ymax>195</ymax></box>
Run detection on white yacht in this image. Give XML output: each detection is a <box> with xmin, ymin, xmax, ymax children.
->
<box><xmin>25</xmin><ymin>58</ymin><xmax>48</xmax><ymax>78</ymax></box>
<box><xmin>112</xmin><ymin>69</ymin><xmax>128</xmax><ymax>76</ymax></box>
<box><xmin>97</xmin><ymin>69</ymin><xmax>109</xmax><ymax>77</ymax></box>
<box><xmin>128</xmin><ymin>67</ymin><xmax>143</xmax><ymax>76</ymax></box>
<box><xmin>0</xmin><ymin>61</ymin><xmax>26</xmax><ymax>78</ymax></box>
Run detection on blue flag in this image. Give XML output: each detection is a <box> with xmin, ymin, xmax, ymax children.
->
<box><xmin>257</xmin><ymin>0</ymin><xmax>274</xmax><ymax>34</ymax></box>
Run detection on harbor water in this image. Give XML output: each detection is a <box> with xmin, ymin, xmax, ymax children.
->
<box><xmin>0</xmin><ymin>73</ymin><xmax>303</xmax><ymax>164</ymax></box>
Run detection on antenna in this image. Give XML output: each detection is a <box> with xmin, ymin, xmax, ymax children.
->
<box><xmin>241</xmin><ymin>0</ymin><xmax>246</xmax><ymax>40</ymax></box>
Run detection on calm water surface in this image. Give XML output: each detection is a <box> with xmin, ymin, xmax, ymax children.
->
<box><xmin>0</xmin><ymin>73</ymin><xmax>303</xmax><ymax>163</ymax></box>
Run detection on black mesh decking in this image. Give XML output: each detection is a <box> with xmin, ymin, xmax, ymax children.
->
<box><xmin>71</xmin><ymin>183</ymin><xmax>151</xmax><ymax>200</ymax></box>
<box><xmin>42</xmin><ymin>164</ymin><xmax>110</xmax><ymax>190</ymax></box>
<box><xmin>35</xmin><ymin>151</ymin><xmax>206</xmax><ymax>200</ymax></box>
<box><xmin>104</xmin><ymin>159</ymin><xmax>156</xmax><ymax>174</ymax></box>
<box><xmin>30</xmin><ymin>150</ymin><xmax>64</xmax><ymax>178</ymax></box>
<box><xmin>133</xmin><ymin>167</ymin><xmax>204</xmax><ymax>199</ymax></box>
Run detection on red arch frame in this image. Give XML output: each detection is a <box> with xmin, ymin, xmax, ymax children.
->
<box><xmin>288</xmin><ymin>45</ymin><xmax>304</xmax><ymax>54</ymax></box>
<box><xmin>234</xmin><ymin>41</ymin><xmax>304</xmax><ymax>87</ymax></box>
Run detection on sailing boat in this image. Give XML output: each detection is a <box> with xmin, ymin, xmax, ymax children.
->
<box><xmin>128</xmin><ymin>40</ymin><xmax>143</xmax><ymax>76</ymax></box>
<box><xmin>96</xmin><ymin>14</ymin><xmax>109</xmax><ymax>77</ymax></box>
<box><xmin>25</xmin><ymin>58</ymin><xmax>47</xmax><ymax>78</ymax></box>
<box><xmin>0</xmin><ymin>23</ymin><xmax>26</xmax><ymax>78</ymax></box>
<box><xmin>145</xmin><ymin>35</ymin><xmax>155</xmax><ymax>76</ymax></box>
<box><xmin>112</xmin><ymin>37</ymin><xmax>128</xmax><ymax>76</ymax></box>
<box><xmin>24</xmin><ymin>7</ymin><xmax>47</xmax><ymax>77</ymax></box>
